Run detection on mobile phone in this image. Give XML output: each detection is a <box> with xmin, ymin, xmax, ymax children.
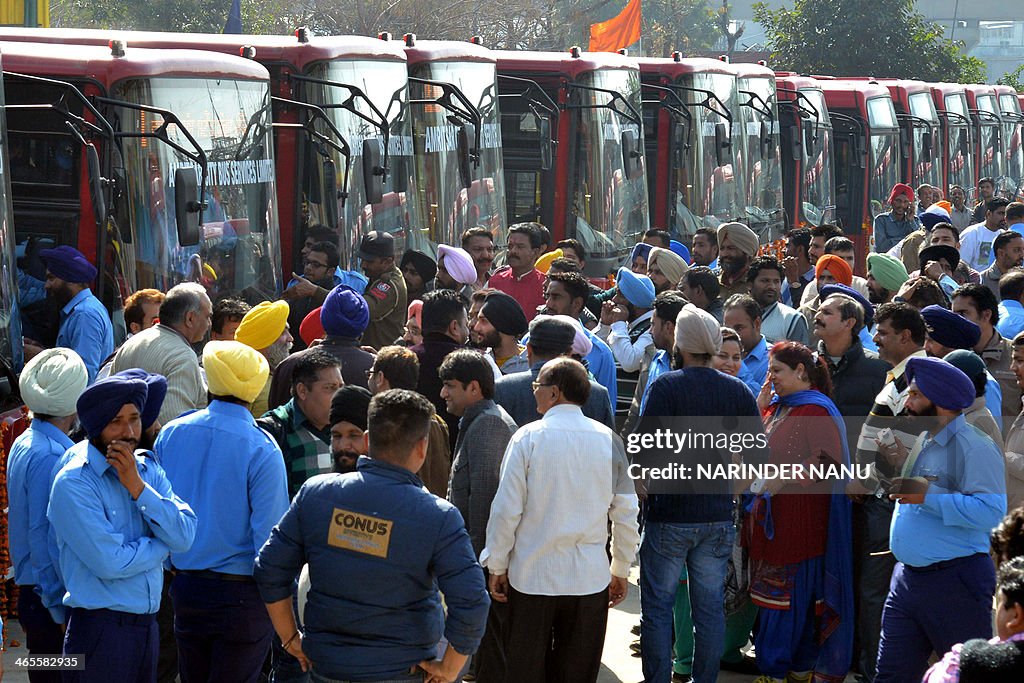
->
<box><xmin>878</xmin><ymin>428</ymin><xmax>896</xmax><ymax>448</ymax></box>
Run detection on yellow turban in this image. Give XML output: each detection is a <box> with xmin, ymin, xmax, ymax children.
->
<box><xmin>203</xmin><ymin>340</ymin><xmax>269</xmax><ymax>403</ymax></box>
<box><xmin>649</xmin><ymin>247</ymin><xmax>688</xmax><ymax>285</ymax></box>
<box><xmin>535</xmin><ymin>249</ymin><xmax>564</xmax><ymax>274</ymax></box>
<box><xmin>234</xmin><ymin>300</ymin><xmax>289</xmax><ymax>350</ymax></box>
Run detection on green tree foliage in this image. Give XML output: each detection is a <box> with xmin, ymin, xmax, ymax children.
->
<box><xmin>754</xmin><ymin>0</ymin><xmax>986</xmax><ymax>83</ymax></box>
<box><xmin>999</xmin><ymin>65</ymin><xmax>1024</xmax><ymax>93</ymax></box>
<box><xmin>51</xmin><ymin>0</ymin><xmax>298</xmax><ymax>34</ymax></box>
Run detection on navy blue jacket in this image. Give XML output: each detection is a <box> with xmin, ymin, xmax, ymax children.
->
<box><xmin>642</xmin><ymin>366</ymin><xmax>766</xmax><ymax>523</ymax></box>
<box><xmin>254</xmin><ymin>457</ymin><xmax>489</xmax><ymax>680</ymax></box>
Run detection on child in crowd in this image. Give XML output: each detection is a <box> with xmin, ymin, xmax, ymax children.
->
<box><xmin>922</xmin><ymin>556</ymin><xmax>1024</xmax><ymax>681</ymax></box>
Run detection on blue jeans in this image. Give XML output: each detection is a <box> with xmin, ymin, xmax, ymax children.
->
<box><xmin>640</xmin><ymin>520</ymin><xmax>735</xmax><ymax>683</ymax></box>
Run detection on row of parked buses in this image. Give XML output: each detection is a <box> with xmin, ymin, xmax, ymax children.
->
<box><xmin>0</xmin><ymin>27</ymin><xmax>1019</xmax><ymax>385</ymax></box>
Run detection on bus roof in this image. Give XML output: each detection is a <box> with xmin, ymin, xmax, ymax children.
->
<box><xmin>0</xmin><ymin>39</ymin><xmax>269</xmax><ymax>84</ymax></box>
<box><xmin>493</xmin><ymin>49</ymin><xmax>637</xmax><ymax>78</ymax></box>
<box><xmin>402</xmin><ymin>39</ymin><xmax>495</xmax><ymax>66</ymax></box>
<box><xmin>814</xmin><ymin>77</ymin><xmax>890</xmax><ymax>110</ymax></box>
<box><xmin>0</xmin><ymin>26</ymin><xmax>406</xmax><ymax>69</ymax></box>
<box><xmin>774</xmin><ymin>73</ymin><xmax>823</xmax><ymax>95</ymax></box>
<box><xmin>730</xmin><ymin>62</ymin><xmax>774</xmax><ymax>79</ymax></box>
<box><xmin>637</xmin><ymin>56</ymin><xmax>735</xmax><ymax>78</ymax></box>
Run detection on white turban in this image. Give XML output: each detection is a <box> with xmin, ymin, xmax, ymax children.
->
<box><xmin>552</xmin><ymin>314</ymin><xmax>593</xmax><ymax>357</ymax></box>
<box><xmin>674</xmin><ymin>304</ymin><xmax>722</xmax><ymax>356</ymax></box>
<box><xmin>21</xmin><ymin>347</ymin><xmax>88</xmax><ymax>417</ymax></box>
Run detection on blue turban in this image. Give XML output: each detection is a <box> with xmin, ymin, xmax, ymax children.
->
<box><xmin>77</xmin><ymin>375</ymin><xmax>149</xmax><ymax>441</ymax></box>
<box><xmin>921</xmin><ymin>304</ymin><xmax>980</xmax><ymax>350</ymax></box>
<box><xmin>321</xmin><ymin>285</ymin><xmax>370</xmax><ymax>338</ymax></box>
<box><xmin>40</xmin><ymin>245</ymin><xmax>98</xmax><ymax>284</ymax></box>
<box><xmin>333</xmin><ymin>268</ymin><xmax>369</xmax><ymax>292</ymax></box>
<box><xmin>919</xmin><ymin>206</ymin><xmax>951</xmax><ymax>231</ymax></box>
<box><xmin>669</xmin><ymin>240</ymin><xmax>691</xmax><ymax>264</ymax></box>
<box><xmin>115</xmin><ymin>369</ymin><xmax>168</xmax><ymax>430</ymax></box>
<box><xmin>820</xmin><ymin>283</ymin><xmax>874</xmax><ymax>327</ymax></box>
<box><xmin>630</xmin><ymin>242</ymin><xmax>653</xmax><ymax>265</ymax></box>
<box><xmin>905</xmin><ymin>356</ymin><xmax>975</xmax><ymax>411</ymax></box>
<box><xmin>616</xmin><ymin>267</ymin><xmax>656</xmax><ymax>308</ymax></box>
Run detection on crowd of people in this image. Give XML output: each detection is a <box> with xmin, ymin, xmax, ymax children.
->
<box><xmin>5</xmin><ymin>198</ymin><xmax>1024</xmax><ymax>683</ymax></box>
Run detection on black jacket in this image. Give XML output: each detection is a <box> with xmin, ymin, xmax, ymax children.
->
<box><xmin>820</xmin><ymin>338</ymin><xmax>889</xmax><ymax>417</ymax></box>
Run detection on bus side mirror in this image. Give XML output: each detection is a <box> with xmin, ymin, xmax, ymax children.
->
<box><xmin>86</xmin><ymin>144</ymin><xmax>106</xmax><ymax>230</ymax></box>
<box><xmin>457</xmin><ymin>122</ymin><xmax>476</xmax><ymax>190</ymax></box>
<box><xmin>803</xmin><ymin>123</ymin><xmax>815</xmax><ymax>155</ymax></box>
<box><xmin>960</xmin><ymin>131</ymin><xmax>971</xmax><ymax>158</ymax></box>
<box><xmin>922</xmin><ymin>130</ymin><xmax>934</xmax><ymax>162</ymax></box>
<box><xmin>788</xmin><ymin>125</ymin><xmax>801</xmax><ymax>161</ymax></box>
<box><xmin>362</xmin><ymin>138</ymin><xmax>385</xmax><ymax>205</ymax></box>
<box><xmin>714</xmin><ymin>122</ymin><xmax>731</xmax><ymax>167</ymax></box>
<box><xmin>539</xmin><ymin>115</ymin><xmax>553</xmax><ymax>171</ymax></box>
<box><xmin>899</xmin><ymin>127</ymin><xmax>911</xmax><ymax>160</ymax></box>
<box><xmin>174</xmin><ymin>167</ymin><xmax>201</xmax><ymax>247</ymax></box>
<box><xmin>761</xmin><ymin>121</ymin><xmax>776</xmax><ymax>159</ymax></box>
<box><xmin>672</xmin><ymin>121</ymin><xmax>687</xmax><ymax>166</ymax></box>
<box><xmin>322</xmin><ymin>158</ymin><xmax>339</xmax><ymax>230</ymax></box>
<box><xmin>621</xmin><ymin>129</ymin><xmax>643</xmax><ymax>179</ymax></box>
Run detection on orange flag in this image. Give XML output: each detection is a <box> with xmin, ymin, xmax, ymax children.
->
<box><xmin>588</xmin><ymin>0</ymin><xmax>642</xmax><ymax>53</ymax></box>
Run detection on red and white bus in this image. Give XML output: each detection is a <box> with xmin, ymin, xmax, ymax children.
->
<box><xmin>775</xmin><ymin>72</ymin><xmax>836</xmax><ymax>231</ymax></box>
<box><xmin>496</xmin><ymin>47</ymin><xmax>648</xmax><ymax>275</ymax></box>
<box><xmin>0</xmin><ymin>39</ymin><xmax>282</xmax><ymax>346</ymax></box>
<box><xmin>814</xmin><ymin>77</ymin><xmax>900</xmax><ymax>257</ymax></box>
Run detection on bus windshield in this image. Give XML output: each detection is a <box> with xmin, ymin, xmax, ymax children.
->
<box><xmin>305</xmin><ymin>59</ymin><xmax>417</xmax><ymax>265</ymax></box>
<box><xmin>0</xmin><ymin>72</ymin><xmax>22</xmax><ymax>372</ymax></box>
<box><xmin>671</xmin><ymin>72</ymin><xmax>736</xmax><ymax>238</ymax></box>
<box><xmin>737</xmin><ymin>76</ymin><xmax>783</xmax><ymax>240</ymax></box>
<box><xmin>798</xmin><ymin>88</ymin><xmax>835</xmax><ymax>227</ymax></box>
<box><xmin>998</xmin><ymin>95</ymin><xmax>1023</xmax><ymax>197</ymax></box>
<box><xmin>407</xmin><ymin>60</ymin><xmax>506</xmax><ymax>256</ymax></box>
<box><xmin>869</xmin><ymin>130</ymin><xmax>899</xmax><ymax>220</ymax></box>
<box><xmin>570</xmin><ymin>67</ymin><xmax>649</xmax><ymax>260</ymax></box>
<box><xmin>114</xmin><ymin>76</ymin><xmax>282</xmax><ymax>304</ymax></box>
<box><xmin>908</xmin><ymin>92</ymin><xmax>942</xmax><ymax>189</ymax></box>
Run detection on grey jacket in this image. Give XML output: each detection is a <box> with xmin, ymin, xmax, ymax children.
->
<box><xmin>494</xmin><ymin>362</ymin><xmax>615</xmax><ymax>431</ymax></box>
<box><xmin>448</xmin><ymin>400</ymin><xmax>518</xmax><ymax>556</ymax></box>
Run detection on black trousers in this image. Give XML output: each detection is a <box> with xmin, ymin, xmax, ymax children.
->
<box><xmin>474</xmin><ymin>569</ymin><xmax>509</xmax><ymax>683</ymax></box>
<box><xmin>156</xmin><ymin>570</ymin><xmax>178</xmax><ymax>683</ymax></box>
<box><xmin>853</xmin><ymin>496</ymin><xmax>897</xmax><ymax>682</ymax></box>
<box><xmin>170</xmin><ymin>573</ymin><xmax>273</xmax><ymax>683</ymax></box>
<box><xmin>504</xmin><ymin>586</ymin><xmax>609</xmax><ymax>683</ymax></box>
<box><xmin>18</xmin><ymin>586</ymin><xmax>64</xmax><ymax>683</ymax></box>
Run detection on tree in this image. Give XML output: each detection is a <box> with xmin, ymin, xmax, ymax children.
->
<box><xmin>754</xmin><ymin>0</ymin><xmax>986</xmax><ymax>84</ymax></box>
<box><xmin>999</xmin><ymin>64</ymin><xmax>1024</xmax><ymax>93</ymax></box>
<box><xmin>51</xmin><ymin>0</ymin><xmax>300</xmax><ymax>34</ymax></box>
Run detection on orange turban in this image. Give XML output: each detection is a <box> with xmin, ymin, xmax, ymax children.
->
<box><xmin>815</xmin><ymin>254</ymin><xmax>853</xmax><ymax>286</ymax></box>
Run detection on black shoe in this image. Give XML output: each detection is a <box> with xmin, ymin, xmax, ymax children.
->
<box><xmin>672</xmin><ymin>674</ymin><xmax>692</xmax><ymax>683</ymax></box>
<box><xmin>629</xmin><ymin>639</ymin><xmax>641</xmax><ymax>653</ymax></box>
<box><xmin>631</xmin><ymin>623</ymin><xmax>641</xmax><ymax>636</ymax></box>
<box><xmin>719</xmin><ymin>655</ymin><xmax>759</xmax><ymax>675</ymax></box>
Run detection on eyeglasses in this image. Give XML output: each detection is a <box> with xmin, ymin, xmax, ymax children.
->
<box><xmin>531</xmin><ymin>381</ymin><xmax>555</xmax><ymax>391</ymax></box>
<box><xmin>365</xmin><ymin>368</ymin><xmax>377</xmax><ymax>378</ymax></box>
<box><xmin>304</xmin><ymin>259</ymin><xmax>328</xmax><ymax>269</ymax></box>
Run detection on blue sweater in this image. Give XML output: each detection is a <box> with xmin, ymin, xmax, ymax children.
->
<box><xmin>641</xmin><ymin>367</ymin><xmax>767</xmax><ymax>523</ymax></box>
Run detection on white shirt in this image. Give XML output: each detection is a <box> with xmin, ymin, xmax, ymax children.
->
<box><xmin>958</xmin><ymin>222</ymin><xmax>1002</xmax><ymax>271</ymax></box>
<box><xmin>596</xmin><ymin>310</ymin><xmax>655</xmax><ymax>372</ymax></box>
<box><xmin>481</xmin><ymin>404</ymin><xmax>640</xmax><ymax>595</ymax></box>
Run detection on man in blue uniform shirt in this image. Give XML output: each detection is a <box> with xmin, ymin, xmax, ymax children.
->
<box><xmin>48</xmin><ymin>373</ymin><xmax>197</xmax><ymax>683</ymax></box>
<box><xmin>255</xmin><ymin>389</ymin><xmax>489</xmax><ymax>683</ymax></box>
<box><xmin>156</xmin><ymin>340</ymin><xmax>289</xmax><ymax>683</ymax></box>
<box><xmin>7</xmin><ymin>348</ymin><xmax>88</xmax><ymax>681</ymax></box>
<box><xmin>23</xmin><ymin>246</ymin><xmax>114</xmax><ymax>382</ymax></box>
<box><xmin>875</xmin><ymin>356</ymin><xmax>1007</xmax><ymax>683</ymax></box>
